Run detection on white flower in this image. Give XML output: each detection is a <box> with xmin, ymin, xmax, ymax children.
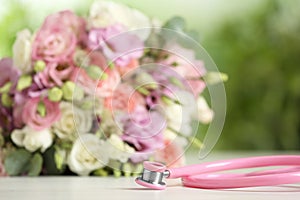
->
<box><xmin>12</xmin><ymin>29</ymin><xmax>32</xmax><ymax>73</ymax></box>
<box><xmin>89</xmin><ymin>1</ymin><xmax>151</xmax><ymax>41</ymax></box>
<box><xmin>164</xmin><ymin>90</ymin><xmax>196</xmax><ymax>136</ymax></box>
<box><xmin>104</xmin><ymin>134</ymin><xmax>135</xmax><ymax>163</ymax></box>
<box><xmin>11</xmin><ymin>126</ymin><xmax>53</xmax><ymax>152</ymax></box>
<box><xmin>68</xmin><ymin>134</ymin><xmax>109</xmax><ymax>176</ymax></box>
<box><xmin>53</xmin><ymin>102</ymin><xmax>92</xmax><ymax>141</ymax></box>
<box><xmin>196</xmin><ymin>96</ymin><xmax>214</xmax><ymax>124</ymax></box>
<box><xmin>99</xmin><ymin>109</ymin><xmax>123</xmax><ymax>136</ymax></box>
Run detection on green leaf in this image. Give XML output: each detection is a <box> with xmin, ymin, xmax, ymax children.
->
<box><xmin>43</xmin><ymin>146</ymin><xmax>65</xmax><ymax>175</ymax></box>
<box><xmin>163</xmin><ymin>16</ymin><xmax>186</xmax><ymax>31</ymax></box>
<box><xmin>27</xmin><ymin>153</ymin><xmax>43</xmax><ymax>176</ymax></box>
<box><xmin>4</xmin><ymin>149</ymin><xmax>31</xmax><ymax>176</ymax></box>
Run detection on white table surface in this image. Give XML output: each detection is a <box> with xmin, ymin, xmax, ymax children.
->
<box><xmin>1</xmin><ymin>151</ymin><xmax>299</xmax><ymax>200</ymax></box>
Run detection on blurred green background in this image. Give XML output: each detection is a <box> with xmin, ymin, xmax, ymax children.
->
<box><xmin>1</xmin><ymin>0</ymin><xmax>300</xmax><ymax>150</ymax></box>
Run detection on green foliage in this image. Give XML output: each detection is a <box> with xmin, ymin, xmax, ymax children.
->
<box><xmin>203</xmin><ymin>0</ymin><xmax>300</xmax><ymax>150</ymax></box>
<box><xmin>4</xmin><ymin>149</ymin><xmax>31</xmax><ymax>175</ymax></box>
<box><xmin>27</xmin><ymin>153</ymin><xmax>43</xmax><ymax>176</ymax></box>
<box><xmin>4</xmin><ymin>149</ymin><xmax>43</xmax><ymax>176</ymax></box>
<box><xmin>43</xmin><ymin>146</ymin><xmax>66</xmax><ymax>175</ymax></box>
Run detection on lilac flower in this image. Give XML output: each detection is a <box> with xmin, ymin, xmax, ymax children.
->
<box><xmin>121</xmin><ymin>106</ymin><xmax>166</xmax><ymax>163</ymax></box>
<box><xmin>88</xmin><ymin>24</ymin><xmax>144</xmax><ymax>67</ymax></box>
<box><xmin>145</xmin><ymin>90</ymin><xmax>161</xmax><ymax>108</ymax></box>
<box><xmin>0</xmin><ymin>106</ymin><xmax>13</xmax><ymax>135</ymax></box>
<box><xmin>0</xmin><ymin>58</ymin><xmax>20</xmax><ymax>92</ymax></box>
<box><xmin>0</xmin><ymin>58</ymin><xmax>20</xmax><ymax>133</ymax></box>
<box><xmin>151</xmin><ymin>65</ymin><xmax>188</xmax><ymax>91</ymax></box>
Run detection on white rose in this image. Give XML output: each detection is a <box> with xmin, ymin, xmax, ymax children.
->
<box><xmin>165</xmin><ymin>90</ymin><xmax>196</xmax><ymax>136</ymax></box>
<box><xmin>196</xmin><ymin>96</ymin><xmax>214</xmax><ymax>124</ymax></box>
<box><xmin>104</xmin><ymin>134</ymin><xmax>135</xmax><ymax>163</ymax></box>
<box><xmin>89</xmin><ymin>1</ymin><xmax>151</xmax><ymax>41</ymax></box>
<box><xmin>68</xmin><ymin>134</ymin><xmax>109</xmax><ymax>176</ymax></box>
<box><xmin>11</xmin><ymin>126</ymin><xmax>53</xmax><ymax>152</ymax></box>
<box><xmin>53</xmin><ymin>102</ymin><xmax>92</xmax><ymax>141</ymax></box>
<box><xmin>12</xmin><ymin>29</ymin><xmax>32</xmax><ymax>73</ymax></box>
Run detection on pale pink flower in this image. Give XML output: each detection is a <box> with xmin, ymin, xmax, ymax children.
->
<box><xmin>96</xmin><ymin>69</ymin><xmax>121</xmax><ymax>97</ymax></box>
<box><xmin>22</xmin><ymin>97</ymin><xmax>61</xmax><ymax>131</ymax></box>
<box><xmin>117</xmin><ymin>59</ymin><xmax>139</xmax><ymax>76</ymax></box>
<box><xmin>75</xmin><ymin>67</ymin><xmax>121</xmax><ymax>98</ymax></box>
<box><xmin>160</xmin><ymin>44</ymin><xmax>207</xmax><ymax>96</ymax></box>
<box><xmin>104</xmin><ymin>83</ymin><xmax>145</xmax><ymax>113</ymax></box>
<box><xmin>32</xmin><ymin>27</ymin><xmax>77</xmax><ymax>63</ymax></box>
<box><xmin>34</xmin><ymin>62</ymin><xmax>75</xmax><ymax>88</ymax></box>
<box><xmin>42</xmin><ymin>10</ymin><xmax>86</xmax><ymax>40</ymax></box>
<box><xmin>154</xmin><ymin>137</ymin><xmax>185</xmax><ymax>168</ymax></box>
<box><xmin>88</xmin><ymin>50</ymin><xmax>107</xmax><ymax>68</ymax></box>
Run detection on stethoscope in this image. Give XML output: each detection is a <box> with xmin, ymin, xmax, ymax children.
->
<box><xmin>135</xmin><ymin>155</ymin><xmax>300</xmax><ymax>190</ymax></box>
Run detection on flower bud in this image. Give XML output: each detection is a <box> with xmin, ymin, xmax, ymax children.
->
<box><xmin>1</xmin><ymin>93</ymin><xmax>12</xmax><ymax>107</ymax></box>
<box><xmin>34</xmin><ymin>60</ymin><xmax>46</xmax><ymax>73</ymax></box>
<box><xmin>85</xmin><ymin>65</ymin><xmax>103</xmax><ymax>80</ymax></box>
<box><xmin>48</xmin><ymin>87</ymin><xmax>63</xmax><ymax>102</ymax></box>
<box><xmin>61</xmin><ymin>81</ymin><xmax>84</xmax><ymax>101</ymax></box>
<box><xmin>93</xmin><ymin>168</ymin><xmax>108</xmax><ymax>176</ymax></box>
<box><xmin>122</xmin><ymin>163</ymin><xmax>133</xmax><ymax>177</ymax></box>
<box><xmin>37</xmin><ymin>101</ymin><xmax>47</xmax><ymax>117</ymax></box>
<box><xmin>0</xmin><ymin>82</ymin><xmax>12</xmax><ymax>93</ymax></box>
<box><xmin>16</xmin><ymin>75</ymin><xmax>32</xmax><ymax>91</ymax></box>
<box><xmin>203</xmin><ymin>72</ymin><xmax>228</xmax><ymax>85</ymax></box>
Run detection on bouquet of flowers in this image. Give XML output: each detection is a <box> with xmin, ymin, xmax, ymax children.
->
<box><xmin>0</xmin><ymin>1</ymin><xmax>226</xmax><ymax>176</ymax></box>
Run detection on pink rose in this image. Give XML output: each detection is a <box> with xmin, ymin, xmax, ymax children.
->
<box><xmin>34</xmin><ymin>62</ymin><xmax>75</xmax><ymax>88</ymax></box>
<box><xmin>32</xmin><ymin>27</ymin><xmax>77</xmax><ymax>63</ymax></box>
<box><xmin>22</xmin><ymin>97</ymin><xmax>61</xmax><ymax>131</ymax></box>
<box><xmin>104</xmin><ymin>83</ymin><xmax>145</xmax><ymax>113</ymax></box>
<box><xmin>42</xmin><ymin>10</ymin><xmax>86</xmax><ymax>40</ymax></box>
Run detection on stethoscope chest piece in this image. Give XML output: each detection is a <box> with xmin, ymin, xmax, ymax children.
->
<box><xmin>135</xmin><ymin>161</ymin><xmax>169</xmax><ymax>190</ymax></box>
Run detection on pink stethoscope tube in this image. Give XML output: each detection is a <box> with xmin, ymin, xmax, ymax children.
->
<box><xmin>169</xmin><ymin>155</ymin><xmax>300</xmax><ymax>189</ymax></box>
